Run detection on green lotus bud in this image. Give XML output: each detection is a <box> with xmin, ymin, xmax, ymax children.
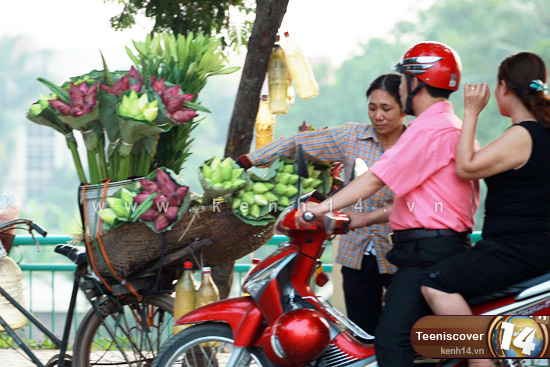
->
<box><xmin>237</xmin><ymin>189</ymin><xmax>245</xmax><ymax>198</ymax></box>
<box><xmin>246</xmin><ymin>182</ymin><xmax>254</xmax><ymax>191</ymax></box>
<box><xmin>212</xmin><ymin>183</ymin><xmax>224</xmax><ymax>190</ymax></box>
<box><xmin>285</xmin><ymin>186</ymin><xmax>298</xmax><ymax>198</ymax></box>
<box><xmin>106</xmin><ymin>197</ymin><xmax>129</xmax><ymax>218</ymax></box>
<box><xmin>277</xmin><ymin>172</ymin><xmax>291</xmax><ymax>185</ymax></box>
<box><xmin>288</xmin><ymin>174</ymin><xmax>299</xmax><ymax>185</ymax></box>
<box><xmin>310</xmin><ymin>178</ymin><xmax>323</xmax><ymax>189</ymax></box>
<box><xmin>232</xmin><ymin>179</ymin><xmax>246</xmax><ymax>188</ymax></box>
<box><xmin>134</xmin><ymin>113</ymin><xmax>145</xmax><ymax>120</ymax></box>
<box><xmin>211</xmin><ymin>169</ymin><xmax>224</xmax><ymax>184</ymax></box>
<box><xmin>302</xmin><ymin>178</ymin><xmax>314</xmax><ymax>188</ymax></box>
<box><xmin>221</xmin><ymin>157</ymin><xmax>234</xmax><ymax>168</ymax></box>
<box><xmin>308</xmin><ymin>164</ymin><xmax>314</xmax><ymax>177</ymax></box>
<box><xmin>242</xmin><ymin>192</ymin><xmax>255</xmax><ymax>205</ymax></box>
<box><xmin>232</xmin><ymin>168</ymin><xmax>244</xmax><ymax>178</ymax></box>
<box><xmin>303</xmin><ymin>187</ymin><xmax>315</xmax><ymax>194</ymax></box>
<box><xmin>264</xmin><ymin>191</ymin><xmax>278</xmax><ymax>202</ymax></box>
<box><xmin>129</xmin><ymin>100</ymin><xmax>139</xmax><ymax>116</ymax></box>
<box><xmin>129</xmin><ymin>90</ymin><xmax>139</xmax><ymax>102</ymax></box>
<box><xmin>210</xmin><ymin>156</ymin><xmax>221</xmax><ymax>171</ymax></box>
<box><xmin>120</xmin><ymin>188</ymin><xmax>137</xmax><ymax>204</ymax></box>
<box><xmin>239</xmin><ymin>202</ymin><xmax>249</xmax><ymax>216</ymax></box>
<box><xmin>137</xmin><ymin>93</ymin><xmax>149</xmax><ymax>110</ymax></box>
<box><xmin>143</xmin><ymin>107</ymin><xmax>158</xmax><ymax>122</ymax></box>
<box><xmin>148</xmin><ymin>99</ymin><xmax>159</xmax><ymax>108</ymax></box>
<box><xmin>29</xmin><ymin>103</ymin><xmax>44</xmax><ymax>116</ymax></box>
<box><xmin>98</xmin><ymin>208</ymin><xmax>118</xmax><ymax>226</ymax></box>
<box><xmin>274</xmin><ymin>183</ymin><xmax>288</xmax><ymax>195</ymax></box>
<box><xmin>121</xmin><ymin>95</ymin><xmax>131</xmax><ymax>108</ymax></box>
<box><xmin>278</xmin><ymin>196</ymin><xmax>290</xmax><ymax>207</ymax></box>
<box><xmin>311</xmin><ymin>170</ymin><xmax>322</xmax><ymax>179</ymax></box>
<box><xmin>283</xmin><ymin>164</ymin><xmax>294</xmax><ymax>174</ymax></box>
<box><xmin>264</xmin><ymin>182</ymin><xmax>274</xmax><ymax>190</ymax></box>
<box><xmin>202</xmin><ymin>164</ymin><xmax>213</xmax><ymax>179</ymax></box>
<box><xmin>254</xmin><ymin>194</ymin><xmax>268</xmax><ymax>206</ymax></box>
<box><xmin>252</xmin><ymin>182</ymin><xmax>269</xmax><ymax>194</ymax></box>
<box><xmin>223</xmin><ymin>181</ymin><xmax>233</xmax><ymax>189</ymax></box>
<box><xmin>250</xmin><ymin>204</ymin><xmax>261</xmax><ymax>218</ymax></box>
<box><xmin>232</xmin><ymin>198</ymin><xmax>242</xmax><ymax>210</ymax></box>
<box><xmin>220</xmin><ymin>166</ymin><xmax>232</xmax><ymax>181</ymax></box>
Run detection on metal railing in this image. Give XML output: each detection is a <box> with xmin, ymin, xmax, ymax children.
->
<box><xmin>7</xmin><ymin>233</ymin><xmax>483</xmax><ymax>342</ymax></box>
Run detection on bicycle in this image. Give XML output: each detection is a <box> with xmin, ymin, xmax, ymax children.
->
<box><xmin>0</xmin><ymin>218</ymin><xmax>175</xmax><ymax>367</ymax></box>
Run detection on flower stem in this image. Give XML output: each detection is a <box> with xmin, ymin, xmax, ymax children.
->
<box><xmin>66</xmin><ymin>139</ymin><xmax>88</xmax><ymax>183</ymax></box>
<box><xmin>97</xmin><ymin>137</ymin><xmax>109</xmax><ymax>180</ymax></box>
<box><xmin>87</xmin><ymin>150</ymin><xmax>100</xmax><ymax>184</ymax></box>
<box><xmin>118</xmin><ymin>154</ymin><xmax>130</xmax><ymax>181</ymax></box>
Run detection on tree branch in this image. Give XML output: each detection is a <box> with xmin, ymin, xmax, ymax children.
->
<box><xmin>224</xmin><ymin>0</ymin><xmax>289</xmax><ymax>159</ymax></box>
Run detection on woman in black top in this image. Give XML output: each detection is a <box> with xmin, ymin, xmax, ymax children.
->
<box><xmin>420</xmin><ymin>52</ymin><xmax>550</xmax><ymax>367</ymax></box>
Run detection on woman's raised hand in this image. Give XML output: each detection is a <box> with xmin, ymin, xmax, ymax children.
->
<box><xmin>464</xmin><ymin>82</ymin><xmax>490</xmax><ymax>117</ymax></box>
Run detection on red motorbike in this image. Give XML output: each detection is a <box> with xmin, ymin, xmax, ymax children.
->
<box><xmin>152</xmin><ymin>156</ymin><xmax>550</xmax><ymax>367</ymax></box>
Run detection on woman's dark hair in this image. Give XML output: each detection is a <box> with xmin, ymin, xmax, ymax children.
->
<box><xmin>498</xmin><ymin>52</ymin><xmax>550</xmax><ymax>128</ymax></box>
<box><xmin>366</xmin><ymin>73</ymin><xmax>403</xmax><ymax>109</ymax></box>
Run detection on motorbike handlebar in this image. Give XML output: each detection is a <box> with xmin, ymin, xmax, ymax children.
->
<box><xmin>302</xmin><ymin>212</ymin><xmax>316</xmax><ymax>222</ymax></box>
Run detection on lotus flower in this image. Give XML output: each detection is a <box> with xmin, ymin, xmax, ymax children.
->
<box><xmin>100</xmin><ymin>66</ymin><xmax>143</xmax><ymax>96</ymax></box>
<box><xmin>151</xmin><ymin>76</ymin><xmax>198</xmax><ymax>123</ymax></box>
<box><xmin>49</xmin><ymin>82</ymin><xmax>98</xmax><ymax>117</ymax></box>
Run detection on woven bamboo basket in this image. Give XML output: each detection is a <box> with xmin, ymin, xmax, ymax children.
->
<box><xmin>86</xmin><ymin>203</ymin><xmax>274</xmax><ymax>279</ymax></box>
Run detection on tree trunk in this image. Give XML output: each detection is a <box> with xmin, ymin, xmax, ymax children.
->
<box><xmin>213</xmin><ymin>0</ymin><xmax>289</xmax><ymax>299</ymax></box>
<box><xmin>224</xmin><ymin>0</ymin><xmax>290</xmax><ymax>159</ymax></box>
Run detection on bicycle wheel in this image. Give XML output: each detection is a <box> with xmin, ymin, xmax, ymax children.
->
<box><xmin>151</xmin><ymin>323</ymin><xmax>272</xmax><ymax>367</ymax></box>
<box><xmin>73</xmin><ymin>294</ymin><xmax>174</xmax><ymax>367</ymax></box>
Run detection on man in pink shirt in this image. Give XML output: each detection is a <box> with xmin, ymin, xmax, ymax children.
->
<box><xmin>302</xmin><ymin>42</ymin><xmax>480</xmax><ymax>366</ymax></box>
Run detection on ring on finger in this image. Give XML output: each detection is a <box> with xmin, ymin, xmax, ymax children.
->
<box><xmin>469</xmin><ymin>85</ymin><xmax>476</xmax><ymax>91</ymax></box>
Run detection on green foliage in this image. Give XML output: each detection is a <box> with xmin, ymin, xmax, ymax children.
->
<box><xmin>106</xmin><ymin>0</ymin><xmax>255</xmax><ymax>50</ymax></box>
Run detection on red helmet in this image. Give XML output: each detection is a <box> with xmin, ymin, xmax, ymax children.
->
<box><xmin>262</xmin><ymin>309</ymin><xmax>331</xmax><ymax>366</ymax></box>
<box><xmin>393</xmin><ymin>41</ymin><xmax>462</xmax><ymax>91</ymax></box>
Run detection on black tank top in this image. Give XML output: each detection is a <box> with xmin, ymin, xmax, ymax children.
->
<box><xmin>483</xmin><ymin>121</ymin><xmax>550</xmax><ymax>237</ymax></box>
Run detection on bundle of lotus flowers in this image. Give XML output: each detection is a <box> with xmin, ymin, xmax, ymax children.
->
<box><xmin>27</xmin><ymin>32</ymin><xmax>238</xmax><ymax>185</ymax></box>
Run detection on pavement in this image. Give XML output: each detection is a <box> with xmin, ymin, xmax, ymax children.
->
<box><xmin>0</xmin><ymin>349</ymin><xmax>61</xmax><ymax>367</ymax></box>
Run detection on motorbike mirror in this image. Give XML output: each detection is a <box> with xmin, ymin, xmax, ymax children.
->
<box><xmin>351</xmin><ymin>158</ymin><xmax>369</xmax><ymax>181</ymax></box>
<box><xmin>296</xmin><ymin>145</ymin><xmax>309</xmax><ymax>178</ymax></box>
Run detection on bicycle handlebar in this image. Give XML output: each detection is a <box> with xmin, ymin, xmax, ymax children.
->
<box><xmin>0</xmin><ymin>219</ymin><xmax>48</xmax><ymax>237</ymax></box>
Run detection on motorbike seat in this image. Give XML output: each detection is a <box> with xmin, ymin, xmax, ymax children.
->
<box><xmin>468</xmin><ymin>272</ymin><xmax>550</xmax><ymax>305</ymax></box>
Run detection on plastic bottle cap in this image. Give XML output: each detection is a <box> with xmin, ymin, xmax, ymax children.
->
<box><xmin>252</xmin><ymin>258</ymin><xmax>261</xmax><ymax>265</ymax></box>
<box><xmin>202</xmin><ymin>267</ymin><xmax>211</xmax><ymax>273</ymax></box>
<box><xmin>184</xmin><ymin>261</ymin><xmax>193</xmax><ymax>269</ymax></box>
<box><xmin>284</xmin><ymin>32</ymin><xmax>290</xmax><ymax>37</ymax></box>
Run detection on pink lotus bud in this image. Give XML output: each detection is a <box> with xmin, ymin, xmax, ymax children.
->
<box><xmin>100</xmin><ymin>84</ymin><xmax>113</xmax><ymax>94</ymax></box>
<box><xmin>155</xmin><ymin>168</ymin><xmax>172</xmax><ymax>187</ymax></box>
<box><xmin>129</xmin><ymin>82</ymin><xmax>143</xmax><ymax>93</ymax></box>
<box><xmin>139</xmin><ymin>208</ymin><xmax>160</xmax><ymax>221</ymax></box>
<box><xmin>70</xmin><ymin>95</ymin><xmax>84</xmax><ymax>108</ymax></box>
<box><xmin>164</xmin><ymin>85</ymin><xmax>180</xmax><ymax>100</ymax></box>
<box><xmin>128</xmin><ymin>66</ymin><xmax>143</xmax><ymax>82</ymax></box>
<box><xmin>175</xmin><ymin>186</ymin><xmax>189</xmax><ymax>202</ymax></box>
<box><xmin>82</xmin><ymin>104</ymin><xmax>94</xmax><ymax>114</ymax></box>
<box><xmin>160</xmin><ymin>179</ymin><xmax>176</xmax><ymax>197</ymax></box>
<box><xmin>171</xmin><ymin>109</ymin><xmax>198</xmax><ymax>123</ymax></box>
<box><xmin>167</xmin><ymin>192</ymin><xmax>181</xmax><ymax>207</ymax></box>
<box><xmin>154</xmin><ymin>214</ymin><xmax>170</xmax><ymax>231</ymax></box>
<box><xmin>73</xmin><ymin>110</ymin><xmax>84</xmax><ymax>117</ymax></box>
<box><xmin>133</xmin><ymin>192</ymin><xmax>151</xmax><ymax>205</ymax></box>
<box><xmin>78</xmin><ymin>82</ymin><xmax>88</xmax><ymax>94</ymax></box>
<box><xmin>181</xmin><ymin>93</ymin><xmax>195</xmax><ymax>102</ymax></box>
<box><xmin>153</xmin><ymin>194</ymin><xmax>169</xmax><ymax>209</ymax></box>
<box><xmin>70</xmin><ymin>83</ymin><xmax>83</xmax><ymax>98</ymax></box>
<box><xmin>165</xmin><ymin>207</ymin><xmax>178</xmax><ymax>221</ymax></box>
<box><xmin>151</xmin><ymin>76</ymin><xmax>165</xmax><ymax>94</ymax></box>
<box><xmin>166</xmin><ymin>97</ymin><xmax>185</xmax><ymax>114</ymax></box>
<box><xmin>141</xmin><ymin>179</ymin><xmax>159</xmax><ymax>194</ymax></box>
<box><xmin>49</xmin><ymin>99</ymin><xmax>68</xmax><ymax>109</ymax></box>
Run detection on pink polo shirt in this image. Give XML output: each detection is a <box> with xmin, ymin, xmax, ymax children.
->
<box><xmin>370</xmin><ymin>101</ymin><xmax>480</xmax><ymax>232</ymax></box>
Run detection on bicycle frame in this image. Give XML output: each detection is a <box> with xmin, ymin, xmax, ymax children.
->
<box><xmin>0</xmin><ymin>265</ymin><xmax>82</xmax><ymax>367</ymax></box>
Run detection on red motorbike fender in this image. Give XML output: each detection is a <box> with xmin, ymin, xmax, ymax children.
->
<box><xmin>174</xmin><ymin>297</ymin><xmax>265</xmax><ymax>347</ymax></box>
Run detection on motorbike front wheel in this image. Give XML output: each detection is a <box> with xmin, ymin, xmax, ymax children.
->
<box><xmin>151</xmin><ymin>322</ymin><xmax>272</xmax><ymax>367</ymax></box>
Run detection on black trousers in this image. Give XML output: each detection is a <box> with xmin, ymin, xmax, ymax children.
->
<box><xmin>341</xmin><ymin>255</ymin><xmax>392</xmax><ymax>341</ymax></box>
<box><xmin>374</xmin><ymin>236</ymin><xmax>471</xmax><ymax>367</ymax></box>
